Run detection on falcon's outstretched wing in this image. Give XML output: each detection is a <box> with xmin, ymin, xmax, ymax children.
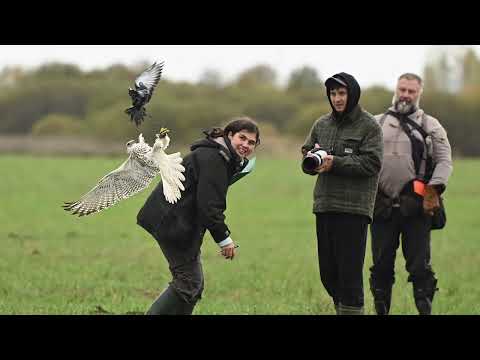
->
<box><xmin>151</xmin><ymin>149</ymin><xmax>186</xmax><ymax>204</ymax></box>
<box><xmin>63</xmin><ymin>154</ymin><xmax>157</xmax><ymax>216</ymax></box>
<box><xmin>135</xmin><ymin>61</ymin><xmax>164</xmax><ymax>93</ymax></box>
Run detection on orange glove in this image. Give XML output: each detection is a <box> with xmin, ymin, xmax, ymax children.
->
<box><xmin>423</xmin><ymin>185</ymin><xmax>440</xmax><ymax>216</ymax></box>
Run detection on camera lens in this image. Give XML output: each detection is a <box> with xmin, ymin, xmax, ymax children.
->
<box><xmin>302</xmin><ymin>155</ymin><xmax>321</xmax><ymax>172</ymax></box>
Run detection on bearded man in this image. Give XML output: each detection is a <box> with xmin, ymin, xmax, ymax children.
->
<box><xmin>369</xmin><ymin>73</ymin><xmax>453</xmax><ymax>315</ymax></box>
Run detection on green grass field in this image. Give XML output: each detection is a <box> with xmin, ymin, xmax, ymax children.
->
<box><xmin>1</xmin><ymin>154</ymin><xmax>478</xmax><ymax>315</ymax></box>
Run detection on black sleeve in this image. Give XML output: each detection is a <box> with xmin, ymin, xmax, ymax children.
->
<box><xmin>195</xmin><ymin>150</ymin><xmax>231</xmax><ymax>243</ymax></box>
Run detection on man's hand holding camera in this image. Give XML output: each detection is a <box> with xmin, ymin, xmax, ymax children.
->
<box><xmin>316</xmin><ymin>155</ymin><xmax>334</xmax><ymax>173</ymax></box>
<box><xmin>303</xmin><ymin>144</ymin><xmax>333</xmax><ymax>174</ymax></box>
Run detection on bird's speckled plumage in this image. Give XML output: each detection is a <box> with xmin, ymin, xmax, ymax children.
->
<box><xmin>63</xmin><ymin>132</ymin><xmax>185</xmax><ymax>217</ymax></box>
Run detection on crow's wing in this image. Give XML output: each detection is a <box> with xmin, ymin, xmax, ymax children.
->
<box><xmin>151</xmin><ymin>149</ymin><xmax>185</xmax><ymax>204</ymax></box>
<box><xmin>135</xmin><ymin>62</ymin><xmax>164</xmax><ymax>94</ymax></box>
<box><xmin>63</xmin><ymin>155</ymin><xmax>158</xmax><ymax>216</ymax></box>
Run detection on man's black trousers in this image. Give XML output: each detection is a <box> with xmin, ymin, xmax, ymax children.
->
<box><xmin>369</xmin><ymin>208</ymin><xmax>435</xmax><ymax>288</ymax></box>
<box><xmin>315</xmin><ymin>212</ymin><xmax>369</xmax><ymax>308</ymax></box>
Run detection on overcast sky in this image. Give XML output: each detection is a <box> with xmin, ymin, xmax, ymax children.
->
<box><xmin>1</xmin><ymin>45</ymin><xmax>478</xmax><ymax>90</ymax></box>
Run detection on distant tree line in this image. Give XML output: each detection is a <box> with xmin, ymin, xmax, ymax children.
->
<box><xmin>1</xmin><ymin>48</ymin><xmax>479</xmax><ymax>156</ymax></box>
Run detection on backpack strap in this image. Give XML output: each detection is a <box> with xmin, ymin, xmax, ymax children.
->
<box><xmin>383</xmin><ymin>110</ymin><xmax>429</xmax><ymax>138</ymax></box>
<box><xmin>402</xmin><ymin>112</ymin><xmax>428</xmax><ymax>140</ymax></box>
<box><xmin>404</xmin><ymin>113</ymin><xmax>435</xmax><ymax>181</ymax></box>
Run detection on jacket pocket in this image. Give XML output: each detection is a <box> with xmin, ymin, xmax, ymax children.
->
<box><xmin>335</xmin><ymin>136</ymin><xmax>362</xmax><ymax>156</ymax></box>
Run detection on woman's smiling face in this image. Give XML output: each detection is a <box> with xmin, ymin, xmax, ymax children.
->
<box><xmin>228</xmin><ymin>130</ymin><xmax>257</xmax><ymax>159</ymax></box>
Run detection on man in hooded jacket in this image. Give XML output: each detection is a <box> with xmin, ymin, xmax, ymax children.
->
<box><xmin>301</xmin><ymin>73</ymin><xmax>383</xmax><ymax>315</ymax></box>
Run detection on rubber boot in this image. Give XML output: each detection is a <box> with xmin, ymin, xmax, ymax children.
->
<box><xmin>428</xmin><ymin>278</ymin><xmax>439</xmax><ymax>303</ymax></box>
<box><xmin>369</xmin><ymin>278</ymin><xmax>392</xmax><ymax>315</ymax></box>
<box><xmin>146</xmin><ymin>286</ymin><xmax>195</xmax><ymax>315</ymax></box>
<box><xmin>414</xmin><ymin>290</ymin><xmax>432</xmax><ymax>315</ymax></box>
<box><xmin>413</xmin><ymin>278</ymin><xmax>438</xmax><ymax>315</ymax></box>
<box><xmin>337</xmin><ymin>303</ymin><xmax>364</xmax><ymax>315</ymax></box>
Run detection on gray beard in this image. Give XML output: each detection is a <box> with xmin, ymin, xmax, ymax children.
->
<box><xmin>392</xmin><ymin>94</ymin><xmax>420</xmax><ymax>115</ymax></box>
<box><xmin>395</xmin><ymin>100</ymin><xmax>415</xmax><ymax>114</ymax></box>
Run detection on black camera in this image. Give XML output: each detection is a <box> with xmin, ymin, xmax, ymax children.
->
<box><xmin>302</xmin><ymin>148</ymin><xmax>329</xmax><ymax>172</ymax></box>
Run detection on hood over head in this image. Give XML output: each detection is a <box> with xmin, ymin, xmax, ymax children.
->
<box><xmin>325</xmin><ymin>72</ymin><xmax>361</xmax><ymax>117</ymax></box>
